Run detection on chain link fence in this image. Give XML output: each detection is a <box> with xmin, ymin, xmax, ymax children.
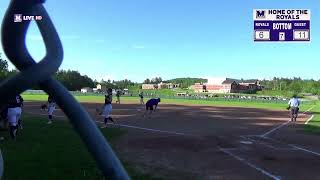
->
<box><xmin>0</xmin><ymin>1</ymin><xmax>129</xmax><ymax>179</ymax></box>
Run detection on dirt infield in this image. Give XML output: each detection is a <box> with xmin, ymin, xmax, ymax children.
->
<box><xmin>23</xmin><ymin>102</ymin><xmax>320</xmax><ymax>180</ymax></box>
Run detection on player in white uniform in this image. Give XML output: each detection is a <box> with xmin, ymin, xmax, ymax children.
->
<box><xmin>139</xmin><ymin>91</ymin><xmax>144</xmax><ymax>105</ymax></box>
<box><xmin>115</xmin><ymin>90</ymin><xmax>121</xmax><ymax>104</ymax></box>
<box><xmin>287</xmin><ymin>95</ymin><xmax>300</xmax><ymax>122</ymax></box>
<box><xmin>101</xmin><ymin>88</ymin><xmax>115</xmax><ymax>128</ymax></box>
<box><xmin>17</xmin><ymin>95</ymin><xmax>24</xmax><ymax>129</ymax></box>
<box><xmin>47</xmin><ymin>95</ymin><xmax>56</xmax><ymax>124</ymax></box>
<box><xmin>7</xmin><ymin>95</ymin><xmax>23</xmax><ymax>140</ymax></box>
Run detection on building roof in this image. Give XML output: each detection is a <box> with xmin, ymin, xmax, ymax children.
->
<box><xmin>206</xmin><ymin>77</ymin><xmax>226</xmax><ymax>85</ymax></box>
<box><xmin>222</xmin><ymin>78</ymin><xmax>259</xmax><ymax>84</ymax></box>
<box><xmin>222</xmin><ymin>79</ymin><xmax>237</xmax><ymax>84</ymax></box>
<box><xmin>241</xmin><ymin>79</ymin><xmax>259</xmax><ymax>83</ymax></box>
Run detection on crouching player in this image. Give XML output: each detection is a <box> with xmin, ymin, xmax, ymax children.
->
<box><xmin>143</xmin><ymin>98</ymin><xmax>161</xmax><ymax>118</ymax></box>
<box><xmin>47</xmin><ymin>95</ymin><xmax>56</xmax><ymax>124</ymax></box>
<box><xmin>7</xmin><ymin>95</ymin><xmax>23</xmax><ymax>140</ymax></box>
<box><xmin>101</xmin><ymin>88</ymin><xmax>115</xmax><ymax>128</ymax></box>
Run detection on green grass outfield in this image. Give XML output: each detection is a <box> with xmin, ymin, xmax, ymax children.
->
<box><xmin>21</xmin><ymin>94</ymin><xmax>320</xmax><ymax>134</ymax></box>
<box><xmin>22</xmin><ymin>94</ymin><xmax>316</xmax><ymax>110</ymax></box>
<box><xmin>304</xmin><ymin>101</ymin><xmax>320</xmax><ymax>134</ymax></box>
<box><xmin>0</xmin><ymin>114</ymin><xmax>162</xmax><ymax>180</ymax></box>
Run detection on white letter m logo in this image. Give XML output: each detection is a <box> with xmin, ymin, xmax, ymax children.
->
<box><xmin>256</xmin><ymin>10</ymin><xmax>265</xmax><ymax>19</ymax></box>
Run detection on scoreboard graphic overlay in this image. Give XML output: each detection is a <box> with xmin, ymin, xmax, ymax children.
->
<box><xmin>253</xmin><ymin>9</ymin><xmax>310</xmax><ymax>42</ymax></box>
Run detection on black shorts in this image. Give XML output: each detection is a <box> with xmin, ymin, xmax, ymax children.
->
<box><xmin>291</xmin><ymin>107</ymin><xmax>299</xmax><ymax>115</ymax></box>
<box><xmin>146</xmin><ymin>104</ymin><xmax>153</xmax><ymax>111</ymax></box>
<box><xmin>0</xmin><ymin>107</ymin><xmax>8</xmax><ymax>120</ymax></box>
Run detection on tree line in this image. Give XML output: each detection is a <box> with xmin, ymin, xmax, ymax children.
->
<box><xmin>165</xmin><ymin>78</ymin><xmax>207</xmax><ymax>88</ymax></box>
<box><xmin>2</xmin><ymin>53</ymin><xmax>320</xmax><ymax>94</ymax></box>
<box><xmin>0</xmin><ymin>53</ymin><xmax>19</xmax><ymax>82</ymax></box>
<box><xmin>142</xmin><ymin>77</ymin><xmax>208</xmax><ymax>89</ymax></box>
<box><xmin>260</xmin><ymin>77</ymin><xmax>320</xmax><ymax>95</ymax></box>
<box><xmin>97</xmin><ymin>79</ymin><xmax>138</xmax><ymax>90</ymax></box>
<box><xmin>1</xmin><ymin>53</ymin><xmax>140</xmax><ymax>91</ymax></box>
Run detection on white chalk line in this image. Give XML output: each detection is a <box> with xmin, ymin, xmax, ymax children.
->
<box><xmin>261</xmin><ymin>105</ymin><xmax>316</xmax><ymax>137</ymax></box>
<box><xmin>262</xmin><ymin>136</ymin><xmax>320</xmax><ymax>157</ymax></box>
<box><xmin>290</xmin><ymin>145</ymin><xmax>320</xmax><ymax>157</ymax></box>
<box><xmin>101</xmin><ymin>122</ymin><xmax>187</xmax><ymax>136</ymax></box>
<box><xmin>302</xmin><ymin>106</ymin><xmax>316</xmax><ymax>115</ymax></box>
<box><xmin>24</xmin><ymin>109</ymin><xmax>320</xmax><ymax>177</ymax></box>
<box><xmin>219</xmin><ymin>147</ymin><xmax>281</xmax><ymax>180</ymax></box>
<box><xmin>241</xmin><ymin>136</ymin><xmax>278</xmax><ymax>150</ymax></box>
<box><xmin>25</xmin><ymin>112</ymin><xmax>188</xmax><ymax>136</ymax></box>
<box><xmin>241</xmin><ymin>135</ymin><xmax>297</xmax><ymax>151</ymax></box>
<box><xmin>261</xmin><ymin>121</ymin><xmax>291</xmax><ymax>138</ymax></box>
<box><xmin>304</xmin><ymin>115</ymin><xmax>315</xmax><ymax>125</ymax></box>
<box><xmin>26</xmin><ymin>111</ymin><xmax>65</xmax><ymax>118</ymax></box>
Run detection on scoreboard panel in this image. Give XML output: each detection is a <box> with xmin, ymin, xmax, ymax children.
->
<box><xmin>253</xmin><ymin>9</ymin><xmax>310</xmax><ymax>42</ymax></box>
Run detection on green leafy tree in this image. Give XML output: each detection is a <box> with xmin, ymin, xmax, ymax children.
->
<box><xmin>0</xmin><ymin>53</ymin><xmax>9</xmax><ymax>81</ymax></box>
<box><xmin>143</xmin><ymin>78</ymin><xmax>151</xmax><ymax>84</ymax></box>
<box><xmin>54</xmin><ymin>70</ymin><xmax>95</xmax><ymax>91</ymax></box>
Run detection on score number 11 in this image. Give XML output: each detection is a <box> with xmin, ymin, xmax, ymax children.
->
<box><xmin>293</xmin><ymin>30</ymin><xmax>309</xmax><ymax>41</ymax></box>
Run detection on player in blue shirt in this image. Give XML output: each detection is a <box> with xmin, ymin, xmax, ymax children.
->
<box><xmin>143</xmin><ymin>98</ymin><xmax>161</xmax><ymax>118</ymax></box>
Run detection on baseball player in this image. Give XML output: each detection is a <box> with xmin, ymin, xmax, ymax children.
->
<box><xmin>115</xmin><ymin>90</ymin><xmax>121</xmax><ymax>104</ymax></box>
<box><xmin>47</xmin><ymin>95</ymin><xmax>56</xmax><ymax>124</ymax></box>
<box><xmin>143</xmin><ymin>98</ymin><xmax>161</xmax><ymax>118</ymax></box>
<box><xmin>287</xmin><ymin>95</ymin><xmax>300</xmax><ymax>122</ymax></box>
<box><xmin>139</xmin><ymin>91</ymin><xmax>144</xmax><ymax>105</ymax></box>
<box><xmin>17</xmin><ymin>94</ymin><xmax>24</xmax><ymax>129</ymax></box>
<box><xmin>7</xmin><ymin>94</ymin><xmax>23</xmax><ymax>140</ymax></box>
<box><xmin>101</xmin><ymin>88</ymin><xmax>115</xmax><ymax>128</ymax></box>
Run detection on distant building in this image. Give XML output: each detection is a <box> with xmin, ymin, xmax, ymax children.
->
<box><xmin>142</xmin><ymin>82</ymin><xmax>179</xmax><ymax>90</ymax></box>
<box><xmin>96</xmin><ymin>84</ymin><xmax>107</xmax><ymax>92</ymax></box>
<box><xmin>190</xmin><ymin>83</ymin><xmax>206</xmax><ymax>93</ymax></box>
<box><xmin>81</xmin><ymin>87</ymin><xmax>93</xmax><ymax>93</ymax></box>
<box><xmin>142</xmin><ymin>84</ymin><xmax>157</xmax><ymax>90</ymax></box>
<box><xmin>191</xmin><ymin>78</ymin><xmax>262</xmax><ymax>93</ymax></box>
<box><xmin>166</xmin><ymin>83</ymin><xmax>180</xmax><ymax>89</ymax></box>
<box><xmin>123</xmin><ymin>88</ymin><xmax>129</xmax><ymax>95</ymax></box>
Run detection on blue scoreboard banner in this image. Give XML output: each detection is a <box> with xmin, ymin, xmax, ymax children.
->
<box><xmin>253</xmin><ymin>9</ymin><xmax>310</xmax><ymax>42</ymax></box>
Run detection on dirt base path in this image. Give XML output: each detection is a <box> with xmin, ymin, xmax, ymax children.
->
<box><xmin>23</xmin><ymin>102</ymin><xmax>319</xmax><ymax>180</ymax></box>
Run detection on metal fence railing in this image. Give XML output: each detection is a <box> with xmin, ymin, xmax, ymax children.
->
<box><xmin>0</xmin><ymin>1</ymin><xmax>129</xmax><ymax>179</ymax></box>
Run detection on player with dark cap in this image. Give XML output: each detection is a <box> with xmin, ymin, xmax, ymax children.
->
<box><xmin>139</xmin><ymin>91</ymin><xmax>144</xmax><ymax>105</ymax></box>
<box><xmin>47</xmin><ymin>95</ymin><xmax>56</xmax><ymax>124</ymax></box>
<box><xmin>17</xmin><ymin>94</ymin><xmax>24</xmax><ymax>129</ymax></box>
<box><xmin>7</xmin><ymin>94</ymin><xmax>23</xmax><ymax>140</ymax></box>
<box><xmin>143</xmin><ymin>98</ymin><xmax>161</xmax><ymax>118</ymax></box>
<box><xmin>287</xmin><ymin>94</ymin><xmax>300</xmax><ymax>122</ymax></box>
<box><xmin>101</xmin><ymin>88</ymin><xmax>115</xmax><ymax>128</ymax></box>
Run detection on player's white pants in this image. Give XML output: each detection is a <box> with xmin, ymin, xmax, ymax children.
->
<box><xmin>7</xmin><ymin>107</ymin><xmax>21</xmax><ymax>126</ymax></box>
<box><xmin>16</xmin><ymin>107</ymin><xmax>22</xmax><ymax>119</ymax></box>
<box><xmin>103</xmin><ymin>104</ymin><xmax>112</xmax><ymax>118</ymax></box>
<box><xmin>48</xmin><ymin>104</ymin><xmax>55</xmax><ymax>116</ymax></box>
